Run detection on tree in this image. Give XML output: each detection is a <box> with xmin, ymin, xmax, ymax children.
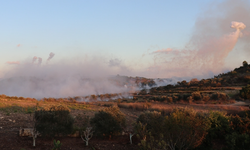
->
<box><xmin>90</xmin><ymin>106</ymin><xmax>126</xmax><ymax>138</ymax></box>
<box><xmin>163</xmin><ymin>108</ymin><xmax>210</xmax><ymax>150</ymax></box>
<box><xmin>80</xmin><ymin>116</ymin><xmax>94</xmax><ymax>146</ymax></box>
<box><xmin>240</xmin><ymin>84</ymin><xmax>250</xmax><ymax>100</ymax></box>
<box><xmin>136</xmin><ymin>111</ymin><xmax>165</xmax><ymax>137</ymax></box>
<box><xmin>135</xmin><ymin>108</ymin><xmax>210</xmax><ymax>150</ymax></box>
<box><xmin>35</xmin><ymin>105</ymin><xmax>74</xmax><ymax>138</ymax></box>
<box><xmin>243</xmin><ymin>61</ymin><xmax>248</xmax><ymax>67</ymax></box>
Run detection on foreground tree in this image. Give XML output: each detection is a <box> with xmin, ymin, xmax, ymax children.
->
<box><xmin>90</xmin><ymin>106</ymin><xmax>126</xmax><ymax>138</ymax></box>
<box><xmin>35</xmin><ymin>105</ymin><xmax>74</xmax><ymax>138</ymax></box>
<box><xmin>80</xmin><ymin>116</ymin><xmax>94</xmax><ymax>146</ymax></box>
<box><xmin>136</xmin><ymin>108</ymin><xmax>210</xmax><ymax>150</ymax></box>
<box><xmin>163</xmin><ymin>108</ymin><xmax>210</xmax><ymax>150</ymax></box>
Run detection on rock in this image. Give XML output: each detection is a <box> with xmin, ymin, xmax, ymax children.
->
<box><xmin>19</xmin><ymin>128</ymin><xmax>34</xmax><ymax>137</ymax></box>
<box><xmin>8</xmin><ymin>119</ymin><xmax>12</xmax><ymax>122</ymax></box>
<box><xmin>13</xmin><ymin>120</ymin><xmax>15</xmax><ymax>123</ymax></box>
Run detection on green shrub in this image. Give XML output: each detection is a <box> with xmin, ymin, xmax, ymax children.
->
<box><xmin>35</xmin><ymin>105</ymin><xmax>74</xmax><ymax>138</ymax></box>
<box><xmin>136</xmin><ymin>111</ymin><xmax>164</xmax><ymax>137</ymax></box>
<box><xmin>52</xmin><ymin>140</ymin><xmax>62</xmax><ymax>150</ymax></box>
<box><xmin>199</xmin><ymin>111</ymin><xmax>230</xmax><ymax>149</ymax></box>
<box><xmin>90</xmin><ymin>106</ymin><xmax>126</xmax><ymax>138</ymax></box>
<box><xmin>240</xmin><ymin>84</ymin><xmax>250</xmax><ymax>99</ymax></box>
<box><xmin>136</xmin><ymin>108</ymin><xmax>210</xmax><ymax>150</ymax></box>
<box><xmin>225</xmin><ymin>132</ymin><xmax>250</xmax><ymax>150</ymax></box>
<box><xmin>163</xmin><ymin>108</ymin><xmax>210</xmax><ymax>150</ymax></box>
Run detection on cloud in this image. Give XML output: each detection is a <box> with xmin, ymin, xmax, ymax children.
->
<box><xmin>151</xmin><ymin>48</ymin><xmax>173</xmax><ymax>54</ymax></box>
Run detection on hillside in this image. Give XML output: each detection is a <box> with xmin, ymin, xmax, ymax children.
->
<box><xmin>134</xmin><ymin>62</ymin><xmax>250</xmax><ymax>104</ymax></box>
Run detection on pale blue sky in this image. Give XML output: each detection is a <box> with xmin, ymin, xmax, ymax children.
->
<box><xmin>1</xmin><ymin>1</ymin><xmax>210</xmax><ymax>62</ymax></box>
<box><xmin>1</xmin><ymin>0</ymin><xmax>249</xmax><ymax>78</ymax></box>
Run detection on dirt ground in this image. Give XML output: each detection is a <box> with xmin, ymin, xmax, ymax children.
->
<box><xmin>0</xmin><ymin>108</ymin><xmax>141</xmax><ymax>150</ymax></box>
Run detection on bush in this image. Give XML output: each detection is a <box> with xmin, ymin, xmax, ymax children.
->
<box><xmin>136</xmin><ymin>108</ymin><xmax>210</xmax><ymax>150</ymax></box>
<box><xmin>166</xmin><ymin>97</ymin><xmax>173</xmax><ymax>103</ymax></box>
<box><xmin>163</xmin><ymin>108</ymin><xmax>210</xmax><ymax>150</ymax></box>
<box><xmin>202</xmin><ymin>95</ymin><xmax>210</xmax><ymax>102</ymax></box>
<box><xmin>136</xmin><ymin>111</ymin><xmax>164</xmax><ymax>137</ymax></box>
<box><xmin>240</xmin><ymin>85</ymin><xmax>250</xmax><ymax>99</ymax></box>
<box><xmin>230</xmin><ymin>114</ymin><xmax>250</xmax><ymax>134</ymax></box>
<box><xmin>210</xmin><ymin>92</ymin><xmax>228</xmax><ymax>100</ymax></box>
<box><xmin>199</xmin><ymin>111</ymin><xmax>230</xmax><ymax>148</ymax></box>
<box><xmin>225</xmin><ymin>132</ymin><xmax>250</xmax><ymax>150</ymax></box>
<box><xmin>35</xmin><ymin>105</ymin><xmax>74</xmax><ymax>138</ymax></box>
<box><xmin>192</xmin><ymin>92</ymin><xmax>202</xmax><ymax>101</ymax></box>
<box><xmin>90</xmin><ymin>106</ymin><xmax>126</xmax><ymax>138</ymax></box>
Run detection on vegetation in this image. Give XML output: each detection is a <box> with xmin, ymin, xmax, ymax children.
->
<box><xmin>240</xmin><ymin>84</ymin><xmax>250</xmax><ymax>99</ymax></box>
<box><xmin>34</xmin><ymin>105</ymin><xmax>74</xmax><ymax>138</ymax></box>
<box><xmin>135</xmin><ymin>108</ymin><xmax>210</xmax><ymax>150</ymax></box>
<box><xmin>90</xmin><ymin>106</ymin><xmax>126</xmax><ymax>138</ymax></box>
<box><xmin>1</xmin><ymin>62</ymin><xmax>250</xmax><ymax>149</ymax></box>
<box><xmin>52</xmin><ymin>140</ymin><xmax>62</xmax><ymax>150</ymax></box>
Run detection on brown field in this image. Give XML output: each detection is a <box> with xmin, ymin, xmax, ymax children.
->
<box><xmin>0</xmin><ymin>95</ymin><xmax>249</xmax><ymax>150</ymax></box>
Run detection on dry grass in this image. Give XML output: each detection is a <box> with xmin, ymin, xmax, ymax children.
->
<box><xmin>118</xmin><ymin>102</ymin><xmax>249</xmax><ymax>115</ymax></box>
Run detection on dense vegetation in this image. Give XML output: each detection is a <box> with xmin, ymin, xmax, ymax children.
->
<box><xmin>135</xmin><ymin>108</ymin><xmax>250</xmax><ymax>150</ymax></box>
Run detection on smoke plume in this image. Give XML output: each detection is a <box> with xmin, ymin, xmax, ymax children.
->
<box><xmin>47</xmin><ymin>52</ymin><xmax>55</xmax><ymax>62</ymax></box>
<box><xmin>147</xmin><ymin>0</ymin><xmax>250</xmax><ymax>78</ymax></box>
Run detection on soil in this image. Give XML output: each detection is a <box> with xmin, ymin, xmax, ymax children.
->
<box><xmin>0</xmin><ymin>108</ymin><xmax>141</xmax><ymax>150</ymax></box>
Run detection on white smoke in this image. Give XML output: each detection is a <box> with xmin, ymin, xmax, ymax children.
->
<box><xmin>231</xmin><ymin>21</ymin><xmax>246</xmax><ymax>30</ymax></box>
<box><xmin>0</xmin><ymin>56</ymin><xmax>138</xmax><ymax>99</ymax></box>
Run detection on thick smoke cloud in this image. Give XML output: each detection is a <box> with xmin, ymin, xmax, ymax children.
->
<box><xmin>147</xmin><ymin>0</ymin><xmax>250</xmax><ymax>78</ymax></box>
<box><xmin>0</xmin><ymin>54</ymin><xmax>135</xmax><ymax>99</ymax></box>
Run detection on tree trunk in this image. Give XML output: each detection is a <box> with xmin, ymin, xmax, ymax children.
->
<box><xmin>86</xmin><ymin>140</ymin><xmax>88</xmax><ymax>146</ymax></box>
<box><xmin>33</xmin><ymin>137</ymin><xmax>36</xmax><ymax>147</ymax></box>
<box><xmin>130</xmin><ymin>133</ymin><xmax>134</xmax><ymax>144</ymax></box>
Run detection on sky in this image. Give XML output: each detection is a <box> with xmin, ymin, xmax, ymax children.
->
<box><xmin>1</xmin><ymin>0</ymin><xmax>250</xmax><ymax>79</ymax></box>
